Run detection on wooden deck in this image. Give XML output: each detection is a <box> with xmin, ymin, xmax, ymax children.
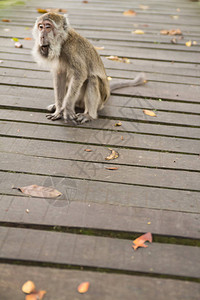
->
<box><xmin>0</xmin><ymin>0</ymin><xmax>200</xmax><ymax>299</ymax></box>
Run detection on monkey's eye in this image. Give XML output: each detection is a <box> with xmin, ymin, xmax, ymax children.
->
<box><xmin>45</xmin><ymin>24</ymin><xmax>51</xmax><ymax>29</ymax></box>
<box><xmin>38</xmin><ymin>24</ymin><xmax>43</xmax><ymax>30</ymax></box>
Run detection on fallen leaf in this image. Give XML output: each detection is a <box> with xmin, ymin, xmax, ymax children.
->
<box><xmin>115</xmin><ymin>121</ymin><xmax>122</xmax><ymax>126</ymax></box>
<box><xmin>106</xmin><ymin>56</ymin><xmax>130</xmax><ymax>64</ymax></box>
<box><xmin>107</xmin><ymin>76</ymin><xmax>112</xmax><ymax>81</ymax></box>
<box><xmin>2</xmin><ymin>19</ymin><xmax>11</xmax><ymax>22</ymax></box>
<box><xmin>171</xmin><ymin>15</ymin><xmax>179</xmax><ymax>20</ymax></box>
<box><xmin>193</xmin><ymin>41</ymin><xmax>197</xmax><ymax>45</ymax></box>
<box><xmin>105</xmin><ymin>148</ymin><xmax>119</xmax><ymax>160</ymax></box>
<box><xmin>105</xmin><ymin>166</ymin><xmax>119</xmax><ymax>170</ymax></box>
<box><xmin>139</xmin><ymin>5</ymin><xmax>149</xmax><ymax>10</ymax></box>
<box><xmin>185</xmin><ymin>40</ymin><xmax>192</xmax><ymax>47</ymax></box>
<box><xmin>14</xmin><ymin>185</ymin><xmax>62</xmax><ymax>198</ymax></box>
<box><xmin>11</xmin><ymin>37</ymin><xmax>19</xmax><ymax>42</ymax></box>
<box><xmin>94</xmin><ymin>46</ymin><xmax>105</xmax><ymax>50</ymax></box>
<box><xmin>15</xmin><ymin>42</ymin><xmax>23</xmax><ymax>48</ymax></box>
<box><xmin>26</xmin><ymin>290</ymin><xmax>46</xmax><ymax>300</ymax></box>
<box><xmin>37</xmin><ymin>8</ymin><xmax>48</xmax><ymax>13</ymax></box>
<box><xmin>123</xmin><ymin>10</ymin><xmax>136</xmax><ymax>16</ymax></box>
<box><xmin>22</xmin><ymin>281</ymin><xmax>36</xmax><ymax>294</ymax></box>
<box><xmin>121</xmin><ymin>136</ymin><xmax>124</xmax><ymax>140</ymax></box>
<box><xmin>82</xmin><ymin>0</ymin><xmax>89</xmax><ymax>3</ymax></box>
<box><xmin>171</xmin><ymin>38</ymin><xmax>177</xmax><ymax>44</ymax></box>
<box><xmin>132</xmin><ymin>29</ymin><xmax>145</xmax><ymax>34</ymax></box>
<box><xmin>132</xmin><ymin>232</ymin><xmax>152</xmax><ymax>250</ymax></box>
<box><xmin>160</xmin><ymin>29</ymin><xmax>182</xmax><ymax>35</ymax></box>
<box><xmin>24</xmin><ymin>37</ymin><xmax>32</xmax><ymax>40</ymax></box>
<box><xmin>143</xmin><ymin>109</ymin><xmax>157</xmax><ymax>117</ymax></box>
<box><xmin>84</xmin><ymin>149</ymin><xmax>92</xmax><ymax>152</ymax></box>
<box><xmin>77</xmin><ymin>282</ymin><xmax>90</xmax><ymax>294</ymax></box>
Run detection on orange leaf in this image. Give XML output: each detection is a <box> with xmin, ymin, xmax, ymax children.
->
<box><xmin>2</xmin><ymin>19</ymin><xmax>11</xmax><ymax>22</ymax></box>
<box><xmin>132</xmin><ymin>232</ymin><xmax>152</xmax><ymax>250</ymax></box>
<box><xmin>77</xmin><ymin>282</ymin><xmax>90</xmax><ymax>294</ymax></box>
<box><xmin>26</xmin><ymin>290</ymin><xmax>46</xmax><ymax>300</ymax></box>
<box><xmin>185</xmin><ymin>40</ymin><xmax>192</xmax><ymax>47</ymax></box>
<box><xmin>143</xmin><ymin>109</ymin><xmax>156</xmax><ymax>117</ymax></box>
<box><xmin>22</xmin><ymin>281</ymin><xmax>36</xmax><ymax>294</ymax></box>
<box><xmin>105</xmin><ymin>166</ymin><xmax>119</xmax><ymax>170</ymax></box>
<box><xmin>37</xmin><ymin>8</ymin><xmax>48</xmax><ymax>13</ymax></box>
<box><xmin>24</xmin><ymin>37</ymin><xmax>32</xmax><ymax>40</ymax></box>
<box><xmin>84</xmin><ymin>149</ymin><xmax>92</xmax><ymax>152</ymax></box>
<box><xmin>123</xmin><ymin>10</ymin><xmax>136</xmax><ymax>16</ymax></box>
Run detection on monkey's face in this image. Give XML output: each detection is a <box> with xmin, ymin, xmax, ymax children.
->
<box><xmin>37</xmin><ymin>20</ymin><xmax>54</xmax><ymax>57</ymax></box>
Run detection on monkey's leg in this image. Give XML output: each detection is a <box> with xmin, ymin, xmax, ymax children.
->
<box><xmin>61</xmin><ymin>79</ymin><xmax>84</xmax><ymax>123</ymax></box>
<box><xmin>76</xmin><ymin>77</ymin><xmax>101</xmax><ymax>124</ymax></box>
<box><xmin>46</xmin><ymin>71</ymin><xmax>67</xmax><ymax>120</ymax></box>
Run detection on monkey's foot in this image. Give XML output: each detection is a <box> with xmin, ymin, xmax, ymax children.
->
<box><xmin>46</xmin><ymin>112</ymin><xmax>62</xmax><ymax>120</ymax></box>
<box><xmin>76</xmin><ymin>113</ymin><xmax>94</xmax><ymax>124</ymax></box>
<box><xmin>47</xmin><ymin>104</ymin><xmax>56</xmax><ymax>113</ymax></box>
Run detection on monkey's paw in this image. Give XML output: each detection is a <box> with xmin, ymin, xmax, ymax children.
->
<box><xmin>46</xmin><ymin>111</ymin><xmax>62</xmax><ymax>120</ymax></box>
<box><xmin>76</xmin><ymin>113</ymin><xmax>94</xmax><ymax>124</ymax></box>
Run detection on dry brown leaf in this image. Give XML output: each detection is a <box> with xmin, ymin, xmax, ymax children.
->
<box><xmin>84</xmin><ymin>149</ymin><xmax>92</xmax><ymax>152</ymax></box>
<box><xmin>143</xmin><ymin>109</ymin><xmax>156</xmax><ymax>117</ymax></box>
<box><xmin>22</xmin><ymin>281</ymin><xmax>36</xmax><ymax>294</ymax></box>
<box><xmin>132</xmin><ymin>30</ymin><xmax>145</xmax><ymax>35</ymax></box>
<box><xmin>2</xmin><ymin>19</ymin><xmax>11</xmax><ymax>22</ymax></box>
<box><xmin>105</xmin><ymin>148</ymin><xmax>119</xmax><ymax>160</ymax></box>
<box><xmin>15</xmin><ymin>42</ymin><xmax>23</xmax><ymax>48</ymax></box>
<box><xmin>94</xmin><ymin>46</ymin><xmax>105</xmax><ymax>50</ymax></box>
<box><xmin>185</xmin><ymin>40</ymin><xmax>192</xmax><ymax>47</ymax></box>
<box><xmin>160</xmin><ymin>29</ymin><xmax>182</xmax><ymax>35</ymax></box>
<box><xmin>139</xmin><ymin>5</ymin><xmax>149</xmax><ymax>10</ymax></box>
<box><xmin>26</xmin><ymin>290</ymin><xmax>46</xmax><ymax>300</ymax></box>
<box><xmin>37</xmin><ymin>8</ymin><xmax>48</xmax><ymax>13</ymax></box>
<box><xmin>82</xmin><ymin>0</ymin><xmax>89</xmax><ymax>3</ymax></box>
<box><xmin>77</xmin><ymin>282</ymin><xmax>90</xmax><ymax>294</ymax></box>
<box><xmin>123</xmin><ymin>10</ymin><xmax>136</xmax><ymax>16</ymax></box>
<box><xmin>14</xmin><ymin>185</ymin><xmax>62</xmax><ymax>198</ymax></box>
<box><xmin>132</xmin><ymin>232</ymin><xmax>152</xmax><ymax>250</ymax></box>
<box><xmin>106</xmin><ymin>56</ymin><xmax>130</xmax><ymax>64</ymax></box>
<box><xmin>105</xmin><ymin>166</ymin><xmax>119</xmax><ymax>170</ymax></box>
<box><xmin>115</xmin><ymin>121</ymin><xmax>122</xmax><ymax>126</ymax></box>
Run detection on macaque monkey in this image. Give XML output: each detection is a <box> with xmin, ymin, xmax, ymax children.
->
<box><xmin>32</xmin><ymin>13</ymin><xmax>145</xmax><ymax>123</ymax></box>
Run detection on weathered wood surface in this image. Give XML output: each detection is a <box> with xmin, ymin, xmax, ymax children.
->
<box><xmin>1</xmin><ymin>265</ymin><xmax>199</xmax><ymax>300</ymax></box>
<box><xmin>0</xmin><ymin>0</ymin><xmax>200</xmax><ymax>299</ymax></box>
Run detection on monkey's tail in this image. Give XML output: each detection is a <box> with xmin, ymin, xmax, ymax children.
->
<box><xmin>109</xmin><ymin>72</ymin><xmax>146</xmax><ymax>92</ymax></box>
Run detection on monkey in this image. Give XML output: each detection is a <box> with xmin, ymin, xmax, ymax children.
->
<box><xmin>32</xmin><ymin>13</ymin><xmax>145</xmax><ymax>124</ymax></box>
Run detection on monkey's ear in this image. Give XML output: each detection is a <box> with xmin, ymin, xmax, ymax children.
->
<box><xmin>63</xmin><ymin>14</ymin><xmax>70</xmax><ymax>30</ymax></box>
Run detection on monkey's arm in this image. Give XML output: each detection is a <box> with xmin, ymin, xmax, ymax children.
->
<box><xmin>109</xmin><ymin>73</ymin><xmax>145</xmax><ymax>92</ymax></box>
<box><xmin>46</xmin><ymin>71</ymin><xmax>67</xmax><ymax>120</ymax></box>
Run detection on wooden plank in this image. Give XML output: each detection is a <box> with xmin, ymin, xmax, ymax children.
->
<box><xmin>0</xmin><ymin>195</ymin><xmax>199</xmax><ymax>238</ymax></box>
<box><xmin>1</xmin><ymin>64</ymin><xmax>200</xmax><ymax>86</ymax></box>
<box><xmin>1</xmin><ymin>136</ymin><xmax>199</xmax><ymax>171</ymax></box>
<box><xmin>1</xmin><ymin>103</ymin><xmax>200</xmax><ymax>128</ymax></box>
<box><xmin>0</xmin><ymin>151</ymin><xmax>199</xmax><ymax>191</ymax></box>
<box><xmin>0</xmin><ymin>172</ymin><xmax>198</xmax><ymax>213</ymax></box>
<box><xmin>1</xmin><ymin>264</ymin><xmax>199</xmax><ymax>300</ymax></box>
<box><xmin>0</xmin><ymin>227</ymin><xmax>199</xmax><ymax>278</ymax></box>
<box><xmin>0</xmin><ymin>119</ymin><xmax>200</xmax><ymax>155</ymax></box>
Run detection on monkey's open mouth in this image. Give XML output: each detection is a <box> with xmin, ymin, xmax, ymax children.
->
<box><xmin>40</xmin><ymin>45</ymin><xmax>49</xmax><ymax>57</ymax></box>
